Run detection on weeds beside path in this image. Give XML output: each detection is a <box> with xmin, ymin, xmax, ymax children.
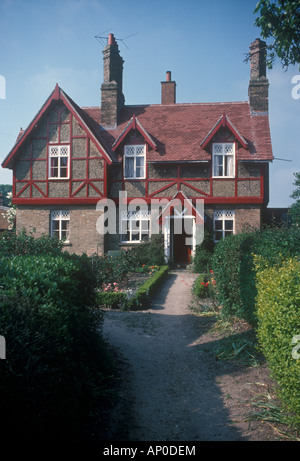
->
<box><xmin>100</xmin><ymin>269</ymin><xmax>280</xmax><ymax>441</ymax></box>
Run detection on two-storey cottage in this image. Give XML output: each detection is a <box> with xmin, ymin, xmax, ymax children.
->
<box><xmin>2</xmin><ymin>35</ymin><xmax>273</xmax><ymax>263</ymax></box>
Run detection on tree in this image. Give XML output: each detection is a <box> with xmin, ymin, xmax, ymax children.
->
<box><xmin>0</xmin><ymin>184</ymin><xmax>12</xmax><ymax>207</ymax></box>
<box><xmin>289</xmin><ymin>171</ymin><xmax>300</xmax><ymax>224</ymax></box>
<box><xmin>254</xmin><ymin>0</ymin><xmax>300</xmax><ymax>69</ymax></box>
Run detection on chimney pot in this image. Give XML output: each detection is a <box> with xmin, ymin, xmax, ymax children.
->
<box><xmin>108</xmin><ymin>33</ymin><xmax>115</xmax><ymax>46</ymax></box>
<box><xmin>161</xmin><ymin>71</ymin><xmax>176</xmax><ymax>105</ymax></box>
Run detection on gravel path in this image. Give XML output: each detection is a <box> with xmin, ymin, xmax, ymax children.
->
<box><xmin>102</xmin><ymin>270</ymin><xmax>278</xmax><ymax>442</ymax></box>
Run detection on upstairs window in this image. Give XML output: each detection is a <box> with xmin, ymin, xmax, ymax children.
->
<box><xmin>213</xmin><ymin>143</ymin><xmax>235</xmax><ymax>177</ymax></box>
<box><xmin>124</xmin><ymin>145</ymin><xmax>145</xmax><ymax>179</ymax></box>
<box><xmin>49</xmin><ymin>145</ymin><xmax>69</xmax><ymax>179</ymax></box>
<box><xmin>51</xmin><ymin>210</ymin><xmax>70</xmax><ymax>242</ymax></box>
<box><xmin>213</xmin><ymin>210</ymin><xmax>235</xmax><ymax>242</ymax></box>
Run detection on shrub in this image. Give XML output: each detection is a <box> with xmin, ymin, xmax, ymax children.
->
<box><xmin>193</xmin><ymin>273</ymin><xmax>208</xmax><ymax>298</ymax></box>
<box><xmin>255</xmin><ymin>256</ymin><xmax>300</xmax><ymax>429</ymax></box>
<box><xmin>212</xmin><ymin>225</ymin><xmax>300</xmax><ymax>326</ymax></box>
<box><xmin>0</xmin><ymin>229</ymin><xmax>64</xmax><ymax>256</ymax></box>
<box><xmin>128</xmin><ymin>233</ymin><xmax>165</xmax><ymax>267</ymax></box>
<box><xmin>193</xmin><ymin>231</ymin><xmax>214</xmax><ymax>273</ymax></box>
<box><xmin>0</xmin><ymin>253</ymin><xmax>113</xmax><ymax>440</ymax></box>
<box><xmin>93</xmin><ymin>251</ymin><xmax>132</xmax><ymax>287</ymax></box>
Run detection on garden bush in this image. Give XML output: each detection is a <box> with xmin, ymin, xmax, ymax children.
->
<box><xmin>193</xmin><ymin>230</ymin><xmax>214</xmax><ymax>273</ymax></box>
<box><xmin>212</xmin><ymin>225</ymin><xmax>300</xmax><ymax>326</ymax></box>
<box><xmin>0</xmin><ymin>252</ymin><xmax>113</xmax><ymax>440</ymax></box>
<box><xmin>255</xmin><ymin>256</ymin><xmax>300</xmax><ymax>430</ymax></box>
<box><xmin>128</xmin><ymin>233</ymin><xmax>165</xmax><ymax>267</ymax></box>
<box><xmin>193</xmin><ymin>273</ymin><xmax>208</xmax><ymax>299</ymax></box>
<box><xmin>0</xmin><ymin>228</ymin><xmax>64</xmax><ymax>256</ymax></box>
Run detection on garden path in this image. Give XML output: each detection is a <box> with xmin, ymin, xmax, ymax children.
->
<box><xmin>101</xmin><ymin>269</ymin><xmax>278</xmax><ymax>441</ymax></box>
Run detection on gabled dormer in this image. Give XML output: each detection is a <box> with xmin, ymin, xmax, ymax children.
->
<box><xmin>201</xmin><ymin>113</ymin><xmax>248</xmax><ymax>179</ymax></box>
<box><xmin>112</xmin><ymin>115</ymin><xmax>157</xmax><ymax>180</ymax></box>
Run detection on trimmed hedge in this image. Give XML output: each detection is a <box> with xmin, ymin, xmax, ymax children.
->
<box><xmin>96</xmin><ymin>291</ymin><xmax>127</xmax><ymax>309</ymax></box>
<box><xmin>128</xmin><ymin>265</ymin><xmax>169</xmax><ymax>310</ymax></box>
<box><xmin>211</xmin><ymin>226</ymin><xmax>300</xmax><ymax>326</ymax></box>
<box><xmin>255</xmin><ymin>256</ymin><xmax>300</xmax><ymax>429</ymax></box>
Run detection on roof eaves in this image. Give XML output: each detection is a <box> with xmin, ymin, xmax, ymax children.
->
<box><xmin>112</xmin><ymin>114</ymin><xmax>157</xmax><ymax>151</ymax></box>
<box><xmin>200</xmin><ymin>113</ymin><xmax>248</xmax><ymax>150</ymax></box>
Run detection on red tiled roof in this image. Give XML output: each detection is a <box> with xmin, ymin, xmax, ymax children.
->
<box><xmin>3</xmin><ymin>84</ymin><xmax>273</xmax><ymax>169</ymax></box>
<box><xmin>83</xmin><ymin>101</ymin><xmax>273</xmax><ymax>163</ymax></box>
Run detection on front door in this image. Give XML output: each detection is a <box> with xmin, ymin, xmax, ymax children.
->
<box><xmin>173</xmin><ymin>227</ymin><xmax>191</xmax><ymax>264</ymax></box>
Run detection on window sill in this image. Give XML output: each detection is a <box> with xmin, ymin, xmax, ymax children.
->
<box><xmin>123</xmin><ymin>177</ymin><xmax>146</xmax><ymax>181</ymax></box>
<box><xmin>212</xmin><ymin>176</ymin><xmax>235</xmax><ymax>179</ymax></box>
<box><xmin>119</xmin><ymin>241</ymin><xmax>149</xmax><ymax>246</ymax></box>
<box><xmin>48</xmin><ymin>178</ymin><xmax>70</xmax><ymax>181</ymax></box>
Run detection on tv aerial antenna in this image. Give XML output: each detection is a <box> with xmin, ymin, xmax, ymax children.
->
<box><xmin>95</xmin><ymin>30</ymin><xmax>138</xmax><ymax>49</ymax></box>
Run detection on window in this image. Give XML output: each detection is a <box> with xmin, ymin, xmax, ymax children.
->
<box><xmin>51</xmin><ymin>210</ymin><xmax>70</xmax><ymax>242</ymax></box>
<box><xmin>213</xmin><ymin>210</ymin><xmax>235</xmax><ymax>242</ymax></box>
<box><xmin>121</xmin><ymin>209</ymin><xmax>150</xmax><ymax>243</ymax></box>
<box><xmin>49</xmin><ymin>145</ymin><xmax>69</xmax><ymax>179</ymax></box>
<box><xmin>213</xmin><ymin>143</ymin><xmax>235</xmax><ymax>177</ymax></box>
<box><xmin>124</xmin><ymin>145</ymin><xmax>145</xmax><ymax>179</ymax></box>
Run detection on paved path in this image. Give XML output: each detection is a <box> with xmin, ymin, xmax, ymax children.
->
<box><xmin>102</xmin><ymin>270</ymin><xmax>274</xmax><ymax>441</ymax></box>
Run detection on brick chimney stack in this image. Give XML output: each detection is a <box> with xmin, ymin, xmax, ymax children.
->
<box><xmin>161</xmin><ymin>71</ymin><xmax>176</xmax><ymax>104</ymax></box>
<box><xmin>101</xmin><ymin>33</ymin><xmax>125</xmax><ymax>128</ymax></box>
<box><xmin>248</xmin><ymin>38</ymin><xmax>269</xmax><ymax>113</ymax></box>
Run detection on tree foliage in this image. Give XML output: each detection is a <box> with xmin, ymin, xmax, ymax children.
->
<box><xmin>289</xmin><ymin>171</ymin><xmax>300</xmax><ymax>224</ymax></box>
<box><xmin>0</xmin><ymin>184</ymin><xmax>12</xmax><ymax>207</ymax></box>
<box><xmin>254</xmin><ymin>0</ymin><xmax>300</xmax><ymax>69</ymax></box>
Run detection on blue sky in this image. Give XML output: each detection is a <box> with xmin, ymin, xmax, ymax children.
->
<box><xmin>0</xmin><ymin>0</ymin><xmax>299</xmax><ymax>207</ymax></box>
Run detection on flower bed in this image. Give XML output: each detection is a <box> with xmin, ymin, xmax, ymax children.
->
<box><xmin>96</xmin><ymin>265</ymin><xmax>169</xmax><ymax>310</ymax></box>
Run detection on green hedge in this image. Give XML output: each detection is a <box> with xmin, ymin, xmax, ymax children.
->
<box><xmin>96</xmin><ymin>291</ymin><xmax>127</xmax><ymax>309</ymax></box>
<box><xmin>212</xmin><ymin>226</ymin><xmax>300</xmax><ymax>326</ymax></box>
<box><xmin>0</xmin><ymin>253</ymin><xmax>112</xmax><ymax>440</ymax></box>
<box><xmin>255</xmin><ymin>256</ymin><xmax>300</xmax><ymax>429</ymax></box>
<box><xmin>128</xmin><ymin>265</ymin><xmax>169</xmax><ymax>310</ymax></box>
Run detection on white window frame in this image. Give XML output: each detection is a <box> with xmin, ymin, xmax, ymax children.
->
<box><xmin>51</xmin><ymin>210</ymin><xmax>70</xmax><ymax>243</ymax></box>
<box><xmin>49</xmin><ymin>145</ymin><xmax>70</xmax><ymax>179</ymax></box>
<box><xmin>213</xmin><ymin>210</ymin><xmax>235</xmax><ymax>242</ymax></box>
<box><xmin>124</xmin><ymin>144</ymin><xmax>146</xmax><ymax>179</ymax></box>
<box><xmin>120</xmin><ymin>209</ymin><xmax>150</xmax><ymax>243</ymax></box>
<box><xmin>212</xmin><ymin>142</ymin><xmax>235</xmax><ymax>178</ymax></box>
